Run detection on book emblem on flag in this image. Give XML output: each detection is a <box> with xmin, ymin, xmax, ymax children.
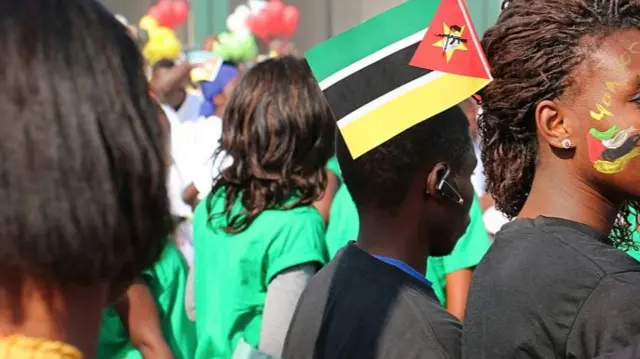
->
<box><xmin>433</xmin><ymin>23</ymin><xmax>468</xmax><ymax>62</ymax></box>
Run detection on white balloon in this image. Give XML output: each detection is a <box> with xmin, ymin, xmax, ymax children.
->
<box><xmin>235</xmin><ymin>4</ymin><xmax>251</xmax><ymax>18</ymax></box>
<box><xmin>226</xmin><ymin>14</ymin><xmax>237</xmax><ymax>32</ymax></box>
<box><xmin>248</xmin><ymin>0</ymin><xmax>267</xmax><ymax>14</ymax></box>
<box><xmin>226</xmin><ymin>13</ymin><xmax>251</xmax><ymax>34</ymax></box>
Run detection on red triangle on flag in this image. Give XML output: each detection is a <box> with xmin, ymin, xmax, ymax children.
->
<box><xmin>409</xmin><ymin>0</ymin><xmax>491</xmax><ymax>80</ymax></box>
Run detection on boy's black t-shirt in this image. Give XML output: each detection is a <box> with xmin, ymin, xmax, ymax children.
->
<box><xmin>462</xmin><ymin>217</ymin><xmax>640</xmax><ymax>359</ymax></box>
<box><xmin>282</xmin><ymin>243</ymin><xmax>461</xmax><ymax>359</ymax></box>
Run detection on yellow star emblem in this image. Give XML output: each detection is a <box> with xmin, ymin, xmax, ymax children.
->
<box><xmin>432</xmin><ymin>23</ymin><xmax>468</xmax><ymax>63</ymax></box>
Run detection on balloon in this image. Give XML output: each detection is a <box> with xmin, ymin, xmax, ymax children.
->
<box><xmin>154</xmin><ymin>0</ymin><xmax>176</xmax><ymax>28</ymax></box>
<box><xmin>172</xmin><ymin>0</ymin><xmax>190</xmax><ymax>27</ymax></box>
<box><xmin>148</xmin><ymin>5</ymin><xmax>164</xmax><ymax>22</ymax></box>
<box><xmin>227</xmin><ymin>5</ymin><xmax>251</xmax><ymax>34</ymax></box>
<box><xmin>156</xmin><ymin>0</ymin><xmax>173</xmax><ymax>14</ymax></box>
<box><xmin>227</xmin><ymin>13</ymin><xmax>248</xmax><ymax>34</ymax></box>
<box><xmin>211</xmin><ymin>32</ymin><xmax>258</xmax><ymax>63</ymax></box>
<box><xmin>246</xmin><ymin>13</ymin><xmax>270</xmax><ymax>42</ymax></box>
<box><xmin>139</xmin><ymin>15</ymin><xmax>159</xmax><ymax>30</ymax></box>
<box><xmin>143</xmin><ymin>26</ymin><xmax>182</xmax><ymax>66</ymax></box>
<box><xmin>248</xmin><ymin>0</ymin><xmax>267</xmax><ymax>14</ymax></box>
<box><xmin>235</xmin><ymin>4</ymin><xmax>251</xmax><ymax>18</ymax></box>
<box><xmin>282</xmin><ymin>5</ymin><xmax>299</xmax><ymax>38</ymax></box>
<box><xmin>238</xmin><ymin>33</ymin><xmax>259</xmax><ymax>60</ymax></box>
<box><xmin>264</xmin><ymin>0</ymin><xmax>285</xmax><ymax>36</ymax></box>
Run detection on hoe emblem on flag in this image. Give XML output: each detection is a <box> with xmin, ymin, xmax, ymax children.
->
<box><xmin>433</xmin><ymin>24</ymin><xmax>468</xmax><ymax>63</ymax></box>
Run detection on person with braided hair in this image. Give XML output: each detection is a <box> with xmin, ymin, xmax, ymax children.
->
<box><xmin>462</xmin><ymin>0</ymin><xmax>640</xmax><ymax>358</ymax></box>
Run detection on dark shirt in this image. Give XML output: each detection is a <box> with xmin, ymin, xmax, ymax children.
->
<box><xmin>462</xmin><ymin>217</ymin><xmax>640</xmax><ymax>359</ymax></box>
<box><xmin>595</xmin><ymin>340</ymin><xmax>640</xmax><ymax>359</ymax></box>
<box><xmin>283</xmin><ymin>243</ymin><xmax>461</xmax><ymax>359</ymax></box>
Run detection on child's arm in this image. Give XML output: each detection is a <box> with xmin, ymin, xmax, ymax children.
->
<box><xmin>182</xmin><ymin>182</ymin><xmax>200</xmax><ymax>210</ymax></box>
<box><xmin>445</xmin><ymin>268</ymin><xmax>474</xmax><ymax>321</ymax></box>
<box><xmin>115</xmin><ymin>280</ymin><xmax>174</xmax><ymax>359</ymax></box>
<box><xmin>259</xmin><ymin>264</ymin><xmax>317</xmax><ymax>357</ymax></box>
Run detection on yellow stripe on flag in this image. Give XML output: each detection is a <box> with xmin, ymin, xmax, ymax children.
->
<box><xmin>340</xmin><ymin>73</ymin><xmax>491</xmax><ymax>159</ymax></box>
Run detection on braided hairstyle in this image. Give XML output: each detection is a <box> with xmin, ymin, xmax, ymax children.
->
<box><xmin>481</xmin><ymin>0</ymin><xmax>640</xmax><ymax>248</ymax></box>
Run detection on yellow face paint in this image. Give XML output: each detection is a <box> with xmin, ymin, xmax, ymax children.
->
<box><xmin>619</xmin><ymin>42</ymin><xmax>639</xmax><ymax>66</ymax></box>
<box><xmin>590</xmin><ymin>103</ymin><xmax>614</xmax><ymax>121</ymax></box>
<box><xmin>593</xmin><ymin>147</ymin><xmax>640</xmax><ymax>174</ymax></box>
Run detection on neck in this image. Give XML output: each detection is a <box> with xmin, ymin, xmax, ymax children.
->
<box><xmin>170</xmin><ymin>91</ymin><xmax>187</xmax><ymax>111</ymax></box>
<box><xmin>357</xmin><ymin>208</ymin><xmax>428</xmax><ymax>275</ymax></box>
<box><xmin>0</xmin><ymin>273</ymin><xmax>108</xmax><ymax>359</ymax></box>
<box><xmin>519</xmin><ymin>162</ymin><xmax>620</xmax><ymax>236</ymax></box>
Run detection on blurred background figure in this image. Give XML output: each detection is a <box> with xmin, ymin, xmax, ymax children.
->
<box><xmin>0</xmin><ymin>0</ymin><xmax>171</xmax><ymax>357</ymax></box>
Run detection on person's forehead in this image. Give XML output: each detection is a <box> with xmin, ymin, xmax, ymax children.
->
<box><xmin>586</xmin><ymin>30</ymin><xmax>640</xmax><ymax>86</ymax></box>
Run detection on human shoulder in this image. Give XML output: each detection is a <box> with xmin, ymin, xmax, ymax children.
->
<box><xmin>376</xmin><ymin>287</ymin><xmax>461</xmax><ymax>359</ymax></box>
<box><xmin>143</xmin><ymin>242</ymin><xmax>188</xmax><ymax>294</ymax></box>
<box><xmin>193</xmin><ymin>191</ymin><xmax>325</xmax><ymax>236</ymax></box>
<box><xmin>568</xmin><ymin>271</ymin><xmax>640</xmax><ymax>357</ymax></box>
<box><xmin>487</xmin><ymin>217</ymin><xmax>620</xmax><ymax>275</ymax></box>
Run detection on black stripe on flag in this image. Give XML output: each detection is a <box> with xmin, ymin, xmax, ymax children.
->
<box><xmin>323</xmin><ymin>42</ymin><xmax>433</xmax><ymax>121</ymax></box>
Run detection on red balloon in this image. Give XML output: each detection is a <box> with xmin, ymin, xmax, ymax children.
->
<box><xmin>172</xmin><ymin>0</ymin><xmax>190</xmax><ymax>27</ymax></box>
<box><xmin>156</xmin><ymin>0</ymin><xmax>173</xmax><ymax>15</ymax></box>
<box><xmin>154</xmin><ymin>0</ymin><xmax>175</xmax><ymax>27</ymax></box>
<box><xmin>149</xmin><ymin>5</ymin><xmax>162</xmax><ymax>19</ymax></box>
<box><xmin>247</xmin><ymin>13</ymin><xmax>270</xmax><ymax>42</ymax></box>
<box><xmin>282</xmin><ymin>5</ymin><xmax>299</xmax><ymax>38</ymax></box>
<box><xmin>264</xmin><ymin>0</ymin><xmax>285</xmax><ymax>36</ymax></box>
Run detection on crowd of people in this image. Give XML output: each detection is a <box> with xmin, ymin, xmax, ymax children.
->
<box><xmin>4</xmin><ymin>0</ymin><xmax>640</xmax><ymax>358</ymax></box>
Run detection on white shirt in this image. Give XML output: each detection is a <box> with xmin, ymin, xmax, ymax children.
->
<box><xmin>166</xmin><ymin>107</ymin><xmax>228</xmax><ymax>203</ymax></box>
<box><xmin>175</xmin><ymin>91</ymin><xmax>204</xmax><ymax>126</ymax></box>
<box><xmin>471</xmin><ymin>139</ymin><xmax>487</xmax><ymax>197</ymax></box>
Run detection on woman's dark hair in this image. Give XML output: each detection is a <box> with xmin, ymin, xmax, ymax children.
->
<box><xmin>0</xmin><ymin>0</ymin><xmax>171</xmax><ymax>284</ymax></box>
<box><xmin>480</xmin><ymin>0</ymin><xmax>640</xmax><ymax>248</ymax></box>
<box><xmin>208</xmin><ymin>56</ymin><xmax>336</xmax><ymax>234</ymax></box>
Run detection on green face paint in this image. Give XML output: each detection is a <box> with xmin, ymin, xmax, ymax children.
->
<box><xmin>589</xmin><ymin>125</ymin><xmax>621</xmax><ymax>141</ymax></box>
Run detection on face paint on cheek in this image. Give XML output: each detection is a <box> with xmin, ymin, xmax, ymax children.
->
<box><xmin>619</xmin><ymin>42</ymin><xmax>640</xmax><ymax>66</ymax></box>
<box><xmin>589</xmin><ymin>125</ymin><xmax>620</xmax><ymax>140</ymax></box>
<box><xmin>589</xmin><ymin>80</ymin><xmax>622</xmax><ymax>121</ymax></box>
<box><xmin>590</xmin><ymin>104</ymin><xmax>613</xmax><ymax>121</ymax></box>
<box><xmin>587</xmin><ymin>126</ymin><xmax>640</xmax><ymax>174</ymax></box>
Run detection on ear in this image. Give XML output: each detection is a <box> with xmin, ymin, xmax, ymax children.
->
<box><xmin>425</xmin><ymin>162</ymin><xmax>448</xmax><ymax>198</ymax></box>
<box><xmin>535</xmin><ymin>99</ymin><xmax>573</xmax><ymax>149</ymax></box>
<box><xmin>213</xmin><ymin>93</ymin><xmax>225</xmax><ymax>108</ymax></box>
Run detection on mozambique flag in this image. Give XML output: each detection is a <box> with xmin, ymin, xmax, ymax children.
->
<box><xmin>306</xmin><ymin>0</ymin><xmax>492</xmax><ymax>159</ymax></box>
<box><xmin>587</xmin><ymin>126</ymin><xmax>640</xmax><ymax>174</ymax></box>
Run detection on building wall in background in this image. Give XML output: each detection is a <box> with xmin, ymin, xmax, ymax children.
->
<box><xmin>227</xmin><ymin>0</ymin><xmax>502</xmax><ymax>51</ymax></box>
<box><xmin>104</xmin><ymin>0</ymin><xmax>502</xmax><ymax>51</ymax></box>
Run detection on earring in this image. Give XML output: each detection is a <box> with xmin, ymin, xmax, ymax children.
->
<box><xmin>561</xmin><ymin>138</ymin><xmax>574</xmax><ymax>149</ymax></box>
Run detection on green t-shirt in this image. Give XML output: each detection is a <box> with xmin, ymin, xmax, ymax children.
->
<box><xmin>325</xmin><ymin>185</ymin><xmax>359</xmax><ymax>257</ymax></box>
<box><xmin>624</xmin><ymin>210</ymin><xmax>640</xmax><ymax>260</ymax></box>
<box><xmin>97</xmin><ymin>242</ymin><xmax>197</xmax><ymax>359</ymax></box>
<box><xmin>325</xmin><ymin>183</ymin><xmax>491</xmax><ymax>306</ymax></box>
<box><xmin>193</xmin><ymin>189</ymin><xmax>328</xmax><ymax>359</ymax></box>
<box><xmin>325</xmin><ymin>156</ymin><xmax>341</xmax><ymax>178</ymax></box>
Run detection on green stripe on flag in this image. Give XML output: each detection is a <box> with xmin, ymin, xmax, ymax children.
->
<box><xmin>306</xmin><ymin>0</ymin><xmax>440</xmax><ymax>83</ymax></box>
